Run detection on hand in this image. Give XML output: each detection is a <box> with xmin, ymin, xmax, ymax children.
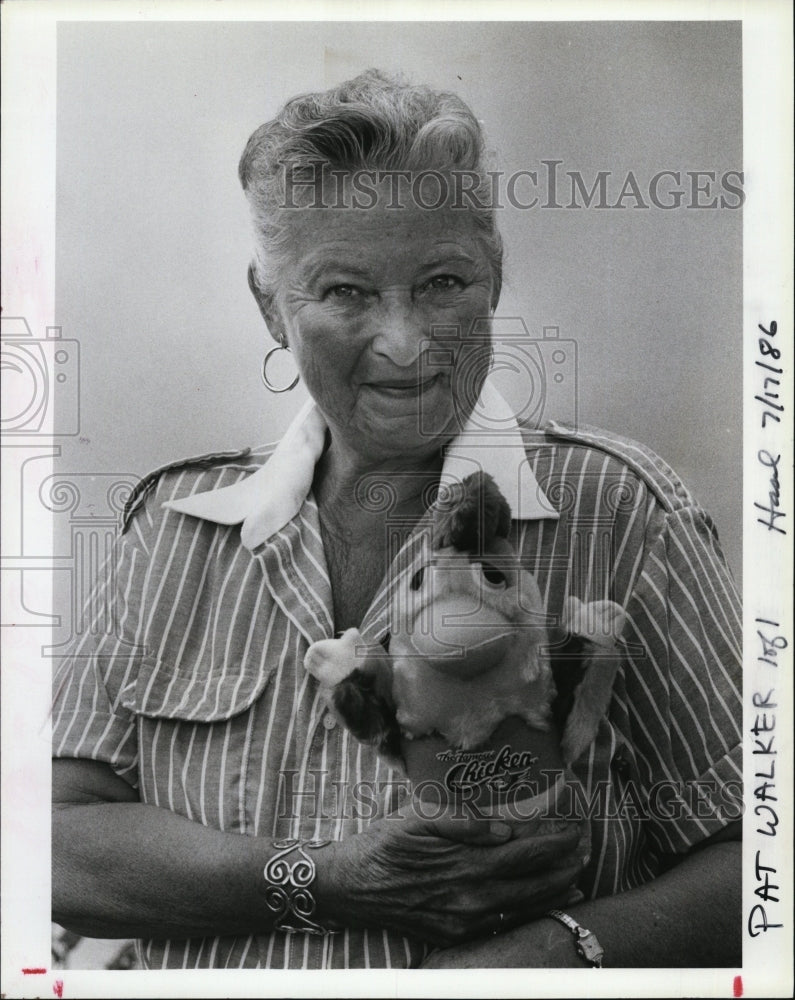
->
<box><xmin>314</xmin><ymin>805</ymin><xmax>585</xmax><ymax>948</ymax></box>
<box><xmin>419</xmin><ymin>911</ymin><xmax>581</xmax><ymax>968</ymax></box>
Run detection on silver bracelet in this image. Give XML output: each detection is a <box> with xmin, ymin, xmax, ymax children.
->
<box><xmin>264</xmin><ymin>838</ymin><xmax>333</xmax><ymax>935</ymax></box>
<box><xmin>546</xmin><ymin>909</ymin><xmax>604</xmax><ymax>967</ymax></box>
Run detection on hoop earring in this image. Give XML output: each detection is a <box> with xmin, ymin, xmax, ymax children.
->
<box><xmin>261</xmin><ymin>344</ymin><xmax>300</xmax><ymax>393</ymax></box>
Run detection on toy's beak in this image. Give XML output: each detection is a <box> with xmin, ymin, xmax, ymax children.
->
<box><xmin>394</xmin><ymin>615</ymin><xmax>515</xmax><ymax>678</ymax></box>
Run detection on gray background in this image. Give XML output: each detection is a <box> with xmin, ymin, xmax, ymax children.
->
<box><xmin>55</xmin><ymin>20</ymin><xmax>742</xmax><ymax>579</ymax></box>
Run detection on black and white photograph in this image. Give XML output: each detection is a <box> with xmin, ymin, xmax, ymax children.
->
<box><xmin>1</xmin><ymin>1</ymin><xmax>792</xmax><ymax>997</ymax></box>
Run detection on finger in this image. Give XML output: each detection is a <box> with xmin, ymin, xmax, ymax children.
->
<box><xmin>394</xmin><ymin>860</ymin><xmax>583</xmax><ymax>949</ymax></box>
<box><xmin>412</xmin><ymin>809</ymin><xmax>514</xmax><ymax>846</ymax></box>
<box><xmin>446</xmin><ymin>866</ymin><xmax>581</xmax><ymax>944</ymax></box>
<box><xmin>512</xmin><ymin>872</ymin><xmax>589</xmax><ymax>924</ymax></box>
<box><xmin>483</xmin><ymin>825</ymin><xmax>583</xmax><ymax>876</ymax></box>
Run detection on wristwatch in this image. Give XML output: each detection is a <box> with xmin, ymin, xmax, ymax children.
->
<box><xmin>546</xmin><ymin>909</ymin><xmax>605</xmax><ymax>967</ymax></box>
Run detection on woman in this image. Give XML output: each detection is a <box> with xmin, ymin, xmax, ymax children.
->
<box><xmin>52</xmin><ymin>70</ymin><xmax>742</xmax><ymax>969</ymax></box>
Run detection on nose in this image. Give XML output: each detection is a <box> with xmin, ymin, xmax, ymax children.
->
<box><xmin>370</xmin><ymin>292</ymin><xmax>426</xmax><ymax>367</ymax></box>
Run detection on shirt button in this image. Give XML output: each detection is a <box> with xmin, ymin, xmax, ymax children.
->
<box><xmin>613</xmin><ymin>745</ymin><xmax>632</xmax><ymax>778</ymax></box>
<box><xmin>323</xmin><ymin>713</ymin><xmax>337</xmax><ymax>730</ymax></box>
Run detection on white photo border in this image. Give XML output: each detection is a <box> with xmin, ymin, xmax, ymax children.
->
<box><xmin>1</xmin><ymin>1</ymin><xmax>792</xmax><ymax>997</ymax></box>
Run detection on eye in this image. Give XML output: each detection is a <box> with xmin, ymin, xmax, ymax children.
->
<box><xmin>410</xmin><ymin>567</ymin><xmax>425</xmax><ymax>591</ymax></box>
<box><xmin>480</xmin><ymin>563</ymin><xmax>507</xmax><ymax>588</ymax></box>
<box><xmin>325</xmin><ymin>283</ymin><xmax>361</xmax><ymax>300</ymax></box>
<box><xmin>422</xmin><ymin>274</ymin><xmax>464</xmax><ymax>293</ymax></box>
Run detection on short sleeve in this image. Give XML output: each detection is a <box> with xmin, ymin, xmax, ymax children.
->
<box><xmin>620</xmin><ymin>505</ymin><xmax>743</xmax><ymax>855</ymax></box>
<box><xmin>51</xmin><ymin>508</ymin><xmax>152</xmax><ymax>789</ymax></box>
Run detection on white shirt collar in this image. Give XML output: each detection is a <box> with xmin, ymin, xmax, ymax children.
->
<box><xmin>162</xmin><ymin>375</ymin><xmax>559</xmax><ymax>550</ymax></box>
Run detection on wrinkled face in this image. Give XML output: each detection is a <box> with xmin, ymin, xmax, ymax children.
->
<box><xmin>266</xmin><ymin>186</ymin><xmax>496</xmax><ymax>463</ymax></box>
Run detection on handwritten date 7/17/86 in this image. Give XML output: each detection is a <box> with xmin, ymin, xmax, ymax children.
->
<box><xmin>754</xmin><ymin>321</ymin><xmax>786</xmax><ymax>536</ymax></box>
<box><xmin>755</xmin><ymin>321</ymin><xmax>783</xmax><ymax>429</ymax></box>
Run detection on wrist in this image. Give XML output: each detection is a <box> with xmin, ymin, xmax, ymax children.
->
<box><xmin>310</xmin><ymin>838</ymin><xmax>353</xmax><ymax>932</ymax></box>
<box><xmin>258</xmin><ymin>838</ymin><xmax>338</xmax><ymax>935</ymax></box>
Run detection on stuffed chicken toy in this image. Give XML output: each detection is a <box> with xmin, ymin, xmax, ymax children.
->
<box><xmin>305</xmin><ymin>471</ymin><xmax>626</xmax><ymax>820</ymax></box>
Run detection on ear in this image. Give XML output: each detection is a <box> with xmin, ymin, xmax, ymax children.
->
<box><xmin>559</xmin><ymin>643</ymin><xmax>623</xmax><ymax>766</ymax></box>
<box><xmin>304</xmin><ymin>630</ymin><xmax>404</xmax><ymax>771</ymax></box>
<box><xmin>247</xmin><ymin>262</ymin><xmax>286</xmax><ymax>345</ymax></box>
<box><xmin>555</xmin><ymin>598</ymin><xmax>626</xmax><ymax>766</ymax></box>
<box><xmin>562</xmin><ymin>596</ymin><xmax>626</xmax><ymax>647</ymax></box>
<box><xmin>333</xmin><ymin>663</ymin><xmax>400</xmax><ymax>751</ymax></box>
<box><xmin>304</xmin><ymin>628</ymin><xmax>380</xmax><ymax>687</ymax></box>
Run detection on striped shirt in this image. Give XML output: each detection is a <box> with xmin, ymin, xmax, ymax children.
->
<box><xmin>52</xmin><ymin>404</ymin><xmax>742</xmax><ymax>969</ymax></box>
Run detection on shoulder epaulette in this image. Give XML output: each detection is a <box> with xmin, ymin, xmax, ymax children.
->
<box><xmin>527</xmin><ymin>420</ymin><xmax>695</xmax><ymax>514</ymax></box>
<box><xmin>122</xmin><ymin>447</ymin><xmax>252</xmax><ymax>532</ymax></box>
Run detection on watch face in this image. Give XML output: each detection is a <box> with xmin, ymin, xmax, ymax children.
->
<box><xmin>575</xmin><ymin>929</ymin><xmax>604</xmax><ymax>967</ymax></box>
<box><xmin>548</xmin><ymin>911</ymin><xmax>604</xmax><ymax>967</ymax></box>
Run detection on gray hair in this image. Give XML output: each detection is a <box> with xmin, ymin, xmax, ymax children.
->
<box><xmin>239</xmin><ymin>69</ymin><xmax>503</xmax><ymax>307</ymax></box>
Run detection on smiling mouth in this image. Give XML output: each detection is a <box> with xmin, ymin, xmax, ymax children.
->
<box><xmin>370</xmin><ymin>374</ymin><xmax>441</xmax><ymax>397</ymax></box>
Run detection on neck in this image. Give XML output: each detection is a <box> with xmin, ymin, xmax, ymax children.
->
<box><xmin>313</xmin><ymin>438</ymin><xmax>445</xmax><ymax>536</ymax></box>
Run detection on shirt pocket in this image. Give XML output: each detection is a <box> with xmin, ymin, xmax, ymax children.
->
<box><xmin>118</xmin><ymin>650</ymin><xmax>276</xmax><ymax>723</ymax></box>
<box><xmin>118</xmin><ymin>650</ymin><xmax>281</xmax><ymax>832</ymax></box>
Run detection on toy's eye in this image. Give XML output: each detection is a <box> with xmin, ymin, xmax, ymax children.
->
<box><xmin>410</xmin><ymin>567</ymin><xmax>425</xmax><ymax>591</ymax></box>
<box><xmin>480</xmin><ymin>563</ymin><xmax>507</xmax><ymax>587</ymax></box>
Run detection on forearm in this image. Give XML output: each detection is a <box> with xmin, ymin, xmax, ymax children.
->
<box><xmin>53</xmin><ymin>801</ymin><xmax>288</xmax><ymax>939</ymax></box>
<box><xmin>51</xmin><ymin>759</ymin><xmax>594</xmax><ymax>948</ymax></box>
<box><xmin>423</xmin><ymin>840</ymin><xmax>741</xmax><ymax>968</ymax></box>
